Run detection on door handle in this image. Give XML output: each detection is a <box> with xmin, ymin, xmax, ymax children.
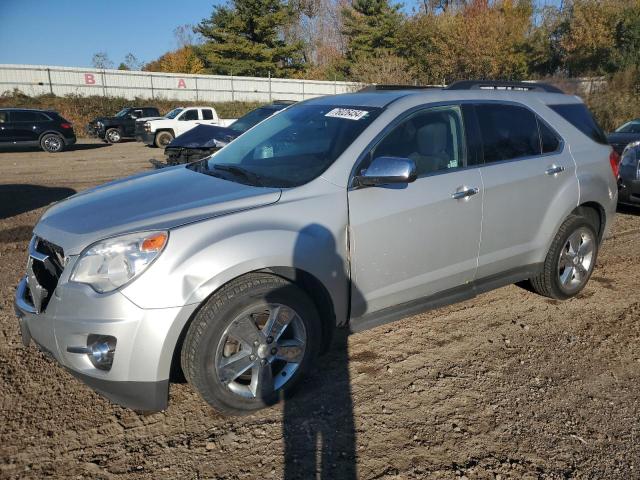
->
<box><xmin>451</xmin><ymin>187</ymin><xmax>479</xmax><ymax>200</ymax></box>
<box><xmin>545</xmin><ymin>165</ymin><xmax>565</xmax><ymax>176</ymax></box>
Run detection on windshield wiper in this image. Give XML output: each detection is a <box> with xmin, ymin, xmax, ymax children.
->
<box><xmin>212</xmin><ymin>164</ymin><xmax>265</xmax><ymax>186</ymax></box>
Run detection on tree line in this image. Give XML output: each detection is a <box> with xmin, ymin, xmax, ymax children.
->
<box><xmin>136</xmin><ymin>0</ymin><xmax>638</xmax><ymax>86</ymax></box>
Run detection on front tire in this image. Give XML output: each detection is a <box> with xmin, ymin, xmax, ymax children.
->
<box><xmin>40</xmin><ymin>133</ymin><xmax>65</xmax><ymax>153</ymax></box>
<box><xmin>154</xmin><ymin>131</ymin><xmax>173</xmax><ymax>148</ymax></box>
<box><xmin>181</xmin><ymin>273</ymin><xmax>321</xmax><ymax>415</ymax></box>
<box><xmin>529</xmin><ymin>214</ymin><xmax>599</xmax><ymax>300</ymax></box>
<box><xmin>105</xmin><ymin>127</ymin><xmax>122</xmax><ymax>143</ymax></box>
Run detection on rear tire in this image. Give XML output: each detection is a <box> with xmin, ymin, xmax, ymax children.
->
<box><xmin>154</xmin><ymin>131</ymin><xmax>173</xmax><ymax>148</ymax></box>
<box><xmin>528</xmin><ymin>214</ymin><xmax>599</xmax><ymax>299</ymax></box>
<box><xmin>105</xmin><ymin>128</ymin><xmax>122</xmax><ymax>143</ymax></box>
<box><xmin>181</xmin><ymin>273</ymin><xmax>321</xmax><ymax>416</ymax></box>
<box><xmin>40</xmin><ymin>133</ymin><xmax>65</xmax><ymax>153</ymax></box>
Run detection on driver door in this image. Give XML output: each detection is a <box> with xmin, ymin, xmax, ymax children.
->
<box><xmin>175</xmin><ymin>108</ymin><xmax>200</xmax><ymax>135</ymax></box>
<box><xmin>348</xmin><ymin>105</ymin><xmax>483</xmax><ymax>317</ymax></box>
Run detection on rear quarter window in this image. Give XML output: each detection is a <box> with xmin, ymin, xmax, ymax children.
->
<box><xmin>549</xmin><ymin>103</ymin><xmax>608</xmax><ymax>145</ymax></box>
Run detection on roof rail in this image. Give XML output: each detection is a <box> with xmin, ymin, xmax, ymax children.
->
<box><xmin>445</xmin><ymin>80</ymin><xmax>563</xmax><ymax>94</ymax></box>
<box><xmin>359</xmin><ymin>84</ymin><xmax>440</xmax><ymax>92</ymax></box>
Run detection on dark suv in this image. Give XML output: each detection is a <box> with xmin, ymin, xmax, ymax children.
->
<box><xmin>87</xmin><ymin>107</ymin><xmax>160</xmax><ymax>143</ymax></box>
<box><xmin>0</xmin><ymin>108</ymin><xmax>76</xmax><ymax>153</ymax></box>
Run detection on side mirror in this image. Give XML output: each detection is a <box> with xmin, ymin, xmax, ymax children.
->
<box><xmin>357</xmin><ymin>156</ymin><xmax>417</xmax><ymax>186</ymax></box>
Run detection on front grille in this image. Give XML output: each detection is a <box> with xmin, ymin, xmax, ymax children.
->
<box><xmin>26</xmin><ymin>237</ymin><xmax>65</xmax><ymax>313</ymax></box>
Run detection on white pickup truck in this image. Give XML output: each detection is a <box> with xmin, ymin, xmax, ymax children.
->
<box><xmin>135</xmin><ymin>106</ymin><xmax>236</xmax><ymax>148</ymax></box>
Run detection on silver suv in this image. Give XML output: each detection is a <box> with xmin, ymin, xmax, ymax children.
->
<box><xmin>15</xmin><ymin>81</ymin><xmax>618</xmax><ymax>415</ymax></box>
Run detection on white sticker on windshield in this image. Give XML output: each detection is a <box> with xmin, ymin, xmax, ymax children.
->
<box><xmin>325</xmin><ymin>108</ymin><xmax>369</xmax><ymax>121</ymax></box>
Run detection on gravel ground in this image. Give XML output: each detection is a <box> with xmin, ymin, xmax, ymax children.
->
<box><xmin>1</xmin><ymin>139</ymin><xmax>639</xmax><ymax>479</ymax></box>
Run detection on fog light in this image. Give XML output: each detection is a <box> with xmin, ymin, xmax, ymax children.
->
<box><xmin>87</xmin><ymin>334</ymin><xmax>116</xmax><ymax>371</ymax></box>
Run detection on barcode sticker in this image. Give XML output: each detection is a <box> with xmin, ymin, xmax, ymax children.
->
<box><xmin>325</xmin><ymin>108</ymin><xmax>369</xmax><ymax>121</ymax></box>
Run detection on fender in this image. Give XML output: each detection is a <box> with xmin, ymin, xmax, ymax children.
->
<box><xmin>121</xmin><ymin>220</ymin><xmax>350</xmax><ymax>325</ymax></box>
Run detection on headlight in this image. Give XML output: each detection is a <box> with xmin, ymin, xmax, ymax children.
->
<box><xmin>70</xmin><ymin>231</ymin><xmax>168</xmax><ymax>293</ymax></box>
<box><xmin>96</xmin><ymin>121</ymin><xmax>104</xmax><ymax>129</ymax></box>
<box><xmin>144</xmin><ymin>122</ymin><xmax>151</xmax><ymax>132</ymax></box>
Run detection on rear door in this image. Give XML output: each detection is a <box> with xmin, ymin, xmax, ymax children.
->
<box><xmin>11</xmin><ymin>110</ymin><xmax>51</xmax><ymax>143</ymax></box>
<box><xmin>471</xmin><ymin>102</ymin><xmax>578</xmax><ymax>278</ymax></box>
<box><xmin>200</xmin><ymin>108</ymin><xmax>219</xmax><ymax>126</ymax></box>
<box><xmin>348</xmin><ymin>105</ymin><xmax>483</xmax><ymax>317</ymax></box>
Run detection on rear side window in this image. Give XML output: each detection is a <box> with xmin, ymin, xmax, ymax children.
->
<box><xmin>0</xmin><ymin>111</ymin><xmax>7</xmax><ymax>123</ymax></box>
<box><xmin>202</xmin><ymin>109</ymin><xmax>214</xmax><ymax>120</ymax></box>
<box><xmin>475</xmin><ymin>104</ymin><xmax>539</xmax><ymax>163</ymax></box>
<box><xmin>12</xmin><ymin>111</ymin><xmax>51</xmax><ymax>122</ymax></box>
<box><xmin>538</xmin><ymin>119</ymin><xmax>561</xmax><ymax>153</ymax></box>
<box><xmin>144</xmin><ymin>108</ymin><xmax>158</xmax><ymax>117</ymax></box>
<box><xmin>549</xmin><ymin>103</ymin><xmax>608</xmax><ymax>145</ymax></box>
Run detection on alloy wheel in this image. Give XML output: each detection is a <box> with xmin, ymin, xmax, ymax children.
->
<box><xmin>557</xmin><ymin>227</ymin><xmax>595</xmax><ymax>293</ymax></box>
<box><xmin>215</xmin><ymin>303</ymin><xmax>307</xmax><ymax>400</ymax></box>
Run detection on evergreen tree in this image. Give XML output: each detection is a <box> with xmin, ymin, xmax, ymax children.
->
<box><xmin>342</xmin><ymin>0</ymin><xmax>403</xmax><ymax>62</ymax></box>
<box><xmin>196</xmin><ymin>0</ymin><xmax>306</xmax><ymax>77</ymax></box>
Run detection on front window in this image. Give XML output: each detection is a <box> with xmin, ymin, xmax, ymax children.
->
<box><xmin>115</xmin><ymin>109</ymin><xmax>129</xmax><ymax>117</ymax></box>
<box><xmin>189</xmin><ymin>104</ymin><xmax>381</xmax><ymax>188</ymax></box>
<box><xmin>165</xmin><ymin>108</ymin><xmax>183</xmax><ymax>119</ymax></box>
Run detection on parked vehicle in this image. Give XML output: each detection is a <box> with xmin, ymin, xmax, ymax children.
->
<box><xmin>86</xmin><ymin>107</ymin><xmax>160</xmax><ymax>143</ymax></box>
<box><xmin>607</xmin><ymin>118</ymin><xmax>640</xmax><ymax>155</ymax></box>
<box><xmin>15</xmin><ymin>81</ymin><xmax>618</xmax><ymax>414</ymax></box>
<box><xmin>618</xmin><ymin>141</ymin><xmax>640</xmax><ymax>207</ymax></box>
<box><xmin>137</xmin><ymin>106</ymin><xmax>235</xmax><ymax>148</ymax></box>
<box><xmin>0</xmin><ymin>108</ymin><xmax>76</xmax><ymax>152</ymax></box>
<box><xmin>165</xmin><ymin>101</ymin><xmax>295</xmax><ymax>165</ymax></box>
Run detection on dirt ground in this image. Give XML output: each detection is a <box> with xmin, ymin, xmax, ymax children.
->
<box><xmin>1</xmin><ymin>139</ymin><xmax>639</xmax><ymax>479</ymax></box>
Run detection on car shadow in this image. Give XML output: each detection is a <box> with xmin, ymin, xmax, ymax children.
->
<box><xmin>264</xmin><ymin>223</ymin><xmax>365</xmax><ymax>480</ymax></box>
<box><xmin>617</xmin><ymin>204</ymin><xmax>640</xmax><ymax>216</ymax></box>
<box><xmin>69</xmin><ymin>142</ymin><xmax>113</xmax><ymax>151</ymax></box>
<box><xmin>0</xmin><ymin>184</ymin><xmax>76</xmax><ymax>219</ymax></box>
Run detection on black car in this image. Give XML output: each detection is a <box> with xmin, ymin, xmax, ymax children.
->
<box><xmin>87</xmin><ymin>106</ymin><xmax>160</xmax><ymax>143</ymax></box>
<box><xmin>0</xmin><ymin>108</ymin><xmax>76</xmax><ymax>153</ymax></box>
<box><xmin>164</xmin><ymin>101</ymin><xmax>295</xmax><ymax>165</ymax></box>
<box><xmin>618</xmin><ymin>141</ymin><xmax>640</xmax><ymax>207</ymax></box>
<box><xmin>607</xmin><ymin>118</ymin><xmax>640</xmax><ymax>155</ymax></box>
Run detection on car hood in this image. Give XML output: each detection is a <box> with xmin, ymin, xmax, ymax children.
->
<box><xmin>35</xmin><ymin>166</ymin><xmax>281</xmax><ymax>255</ymax></box>
<box><xmin>168</xmin><ymin>124</ymin><xmax>240</xmax><ymax>148</ymax></box>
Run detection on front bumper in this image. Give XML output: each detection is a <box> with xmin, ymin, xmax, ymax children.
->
<box><xmin>14</xmin><ymin>276</ymin><xmax>197</xmax><ymax>411</ymax></box>
<box><xmin>165</xmin><ymin>146</ymin><xmax>217</xmax><ymax>165</ymax></box>
<box><xmin>85</xmin><ymin>124</ymin><xmax>105</xmax><ymax>139</ymax></box>
<box><xmin>136</xmin><ymin>131</ymin><xmax>155</xmax><ymax>145</ymax></box>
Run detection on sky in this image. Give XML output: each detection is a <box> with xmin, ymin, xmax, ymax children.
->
<box><xmin>0</xmin><ymin>0</ymin><xmax>219</xmax><ymax>68</ymax></box>
<box><xmin>0</xmin><ymin>0</ymin><xmax>564</xmax><ymax>69</ymax></box>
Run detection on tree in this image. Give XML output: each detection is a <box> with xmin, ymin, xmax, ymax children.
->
<box><xmin>143</xmin><ymin>46</ymin><xmax>205</xmax><ymax>74</ymax></box>
<box><xmin>91</xmin><ymin>52</ymin><xmax>113</xmax><ymax>69</ymax></box>
<box><xmin>124</xmin><ymin>53</ymin><xmax>143</xmax><ymax>71</ymax></box>
<box><xmin>342</xmin><ymin>0</ymin><xmax>403</xmax><ymax>62</ymax></box>
<box><xmin>195</xmin><ymin>0</ymin><xmax>306</xmax><ymax>77</ymax></box>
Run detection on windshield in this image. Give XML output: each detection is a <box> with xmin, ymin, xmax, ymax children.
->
<box><xmin>615</xmin><ymin>120</ymin><xmax>640</xmax><ymax>134</ymax></box>
<box><xmin>115</xmin><ymin>109</ymin><xmax>129</xmax><ymax>117</ymax></box>
<box><xmin>188</xmin><ymin>104</ymin><xmax>381</xmax><ymax>188</ymax></box>
<box><xmin>229</xmin><ymin>107</ymin><xmax>281</xmax><ymax>133</ymax></box>
<box><xmin>165</xmin><ymin>108</ymin><xmax>183</xmax><ymax>119</ymax></box>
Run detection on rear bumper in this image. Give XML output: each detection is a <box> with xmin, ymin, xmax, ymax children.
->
<box><xmin>14</xmin><ymin>276</ymin><xmax>198</xmax><ymax>411</ymax></box>
<box><xmin>618</xmin><ymin>177</ymin><xmax>640</xmax><ymax>205</ymax></box>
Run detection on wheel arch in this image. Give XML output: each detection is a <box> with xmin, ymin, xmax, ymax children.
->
<box><xmin>38</xmin><ymin>130</ymin><xmax>66</xmax><ymax>143</ymax></box>
<box><xmin>572</xmin><ymin>202</ymin><xmax>606</xmax><ymax>241</ymax></box>
<box><xmin>168</xmin><ymin>267</ymin><xmax>336</xmax><ymax>382</ymax></box>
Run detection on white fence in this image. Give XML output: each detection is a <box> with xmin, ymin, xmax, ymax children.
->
<box><xmin>0</xmin><ymin>64</ymin><xmax>360</xmax><ymax>102</ymax></box>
